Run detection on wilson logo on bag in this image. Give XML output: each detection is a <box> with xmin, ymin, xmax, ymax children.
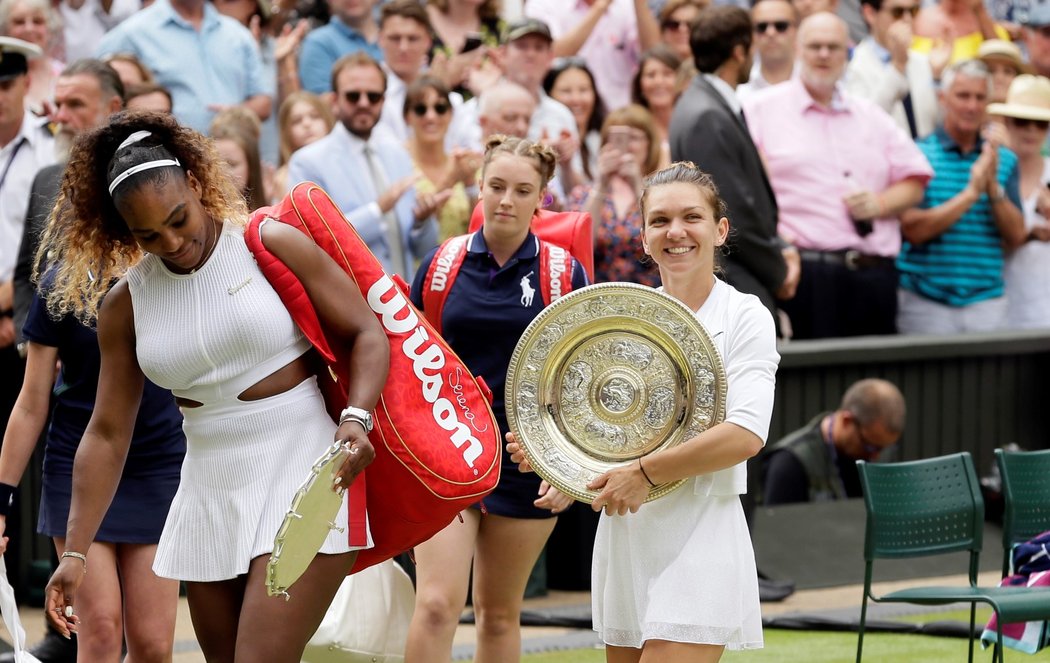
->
<box><xmin>245</xmin><ymin>182</ymin><xmax>501</xmax><ymax>574</ymax></box>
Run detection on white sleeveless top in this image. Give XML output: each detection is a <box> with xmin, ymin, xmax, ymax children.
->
<box><xmin>126</xmin><ymin>224</ymin><xmax>311</xmax><ymax>405</ymax></box>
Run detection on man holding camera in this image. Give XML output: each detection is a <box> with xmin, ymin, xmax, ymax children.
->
<box><xmin>743</xmin><ymin>12</ymin><xmax>933</xmax><ymax>338</ymax></box>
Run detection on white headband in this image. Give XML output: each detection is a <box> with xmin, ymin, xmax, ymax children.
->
<box><xmin>107</xmin><ymin>130</ymin><xmax>181</xmax><ymax>196</ymax></box>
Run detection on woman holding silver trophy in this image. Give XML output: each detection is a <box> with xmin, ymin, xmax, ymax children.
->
<box><xmin>510</xmin><ymin>162</ymin><xmax>779</xmax><ymax>662</ymax></box>
<box><xmin>36</xmin><ymin>111</ymin><xmax>389</xmax><ymax>662</ymax></box>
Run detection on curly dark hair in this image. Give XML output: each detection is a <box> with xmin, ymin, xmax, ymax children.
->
<box><xmin>36</xmin><ymin>110</ymin><xmax>246</xmax><ymax>323</ymax></box>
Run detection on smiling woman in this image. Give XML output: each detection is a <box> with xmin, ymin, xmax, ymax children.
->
<box><xmin>34</xmin><ymin>110</ymin><xmax>390</xmax><ymax>663</ymax></box>
<box><xmin>403</xmin><ymin>75</ymin><xmax>479</xmax><ymax>239</ymax></box>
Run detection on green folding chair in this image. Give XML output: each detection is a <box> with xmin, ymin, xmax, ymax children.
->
<box><xmin>995</xmin><ymin>448</ymin><xmax>1050</xmax><ymax>577</ymax></box>
<box><xmin>856</xmin><ymin>452</ymin><xmax>1050</xmax><ymax>663</ymax></box>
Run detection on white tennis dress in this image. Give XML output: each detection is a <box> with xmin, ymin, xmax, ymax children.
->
<box><xmin>591</xmin><ymin>279</ymin><xmax>779</xmax><ymax>650</ymax></box>
<box><xmin>126</xmin><ymin>224</ymin><xmax>371</xmax><ymax>582</ymax></box>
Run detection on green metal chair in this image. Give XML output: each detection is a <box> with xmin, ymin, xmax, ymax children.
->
<box><xmin>856</xmin><ymin>452</ymin><xmax>1050</xmax><ymax>663</ymax></box>
<box><xmin>995</xmin><ymin>448</ymin><xmax>1050</xmax><ymax>577</ymax></box>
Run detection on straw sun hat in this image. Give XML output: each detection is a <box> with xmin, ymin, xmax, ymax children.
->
<box><xmin>987</xmin><ymin>74</ymin><xmax>1050</xmax><ymax>122</ymax></box>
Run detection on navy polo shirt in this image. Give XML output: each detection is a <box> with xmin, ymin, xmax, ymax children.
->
<box><xmin>410</xmin><ymin>232</ymin><xmax>589</xmax><ymax>425</ymax></box>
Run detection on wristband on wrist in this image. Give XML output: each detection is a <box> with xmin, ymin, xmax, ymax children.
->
<box><xmin>0</xmin><ymin>483</ymin><xmax>15</xmax><ymax>517</ymax></box>
<box><xmin>638</xmin><ymin>458</ymin><xmax>657</xmax><ymax>488</ymax></box>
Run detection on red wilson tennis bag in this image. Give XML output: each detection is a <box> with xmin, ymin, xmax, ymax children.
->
<box><xmin>245</xmin><ymin>182</ymin><xmax>501</xmax><ymax>574</ymax></box>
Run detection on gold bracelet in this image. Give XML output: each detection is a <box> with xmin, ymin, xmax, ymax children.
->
<box><xmin>61</xmin><ymin>551</ymin><xmax>87</xmax><ymax>573</ymax></box>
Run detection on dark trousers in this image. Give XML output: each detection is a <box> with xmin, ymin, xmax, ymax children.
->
<box><xmin>0</xmin><ymin>345</ymin><xmax>26</xmax><ymax>592</ymax></box>
<box><xmin>782</xmin><ymin>255</ymin><xmax>898</xmax><ymax>339</ymax></box>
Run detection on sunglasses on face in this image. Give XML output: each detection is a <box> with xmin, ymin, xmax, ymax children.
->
<box><xmin>1008</xmin><ymin>116</ymin><xmax>1050</xmax><ymax>130</ymax></box>
<box><xmin>411</xmin><ymin>101</ymin><xmax>451</xmax><ymax>117</ymax></box>
<box><xmin>755</xmin><ymin>20</ymin><xmax>792</xmax><ymax>33</ymax></box>
<box><xmin>345</xmin><ymin>90</ymin><xmax>384</xmax><ymax>105</ymax></box>
<box><xmin>661</xmin><ymin>19</ymin><xmax>691</xmax><ymax>31</ymax></box>
<box><xmin>885</xmin><ymin>5</ymin><xmax>920</xmax><ymax>19</ymax></box>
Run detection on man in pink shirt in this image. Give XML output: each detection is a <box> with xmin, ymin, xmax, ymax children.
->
<box><xmin>522</xmin><ymin>0</ymin><xmax>660</xmax><ymax>111</ymax></box>
<box><xmin>742</xmin><ymin>11</ymin><xmax>933</xmax><ymax>339</ymax></box>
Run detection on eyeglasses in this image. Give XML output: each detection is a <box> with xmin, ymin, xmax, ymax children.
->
<box><xmin>1008</xmin><ymin>116</ymin><xmax>1050</xmax><ymax>130</ymax></box>
<box><xmin>885</xmin><ymin>5</ymin><xmax>920</xmax><ymax>19</ymax></box>
<box><xmin>755</xmin><ymin>20</ymin><xmax>792</xmax><ymax>34</ymax></box>
<box><xmin>411</xmin><ymin>101</ymin><xmax>450</xmax><ymax>117</ymax></box>
<box><xmin>661</xmin><ymin>19</ymin><xmax>691</xmax><ymax>31</ymax></box>
<box><xmin>344</xmin><ymin>90</ymin><xmax>384</xmax><ymax>105</ymax></box>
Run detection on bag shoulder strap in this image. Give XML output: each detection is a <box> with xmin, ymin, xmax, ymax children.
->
<box><xmin>421</xmin><ymin>233</ymin><xmax>473</xmax><ymax>335</ymax></box>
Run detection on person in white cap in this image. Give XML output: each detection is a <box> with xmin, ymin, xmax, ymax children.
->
<box><xmin>988</xmin><ymin>74</ymin><xmax>1050</xmax><ymax>329</ymax></box>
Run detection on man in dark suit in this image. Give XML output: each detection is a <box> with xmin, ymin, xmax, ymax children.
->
<box><xmin>669</xmin><ymin>5</ymin><xmax>798</xmax><ymax>328</ymax></box>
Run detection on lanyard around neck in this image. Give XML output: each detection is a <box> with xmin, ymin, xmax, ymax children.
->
<box><xmin>0</xmin><ymin>137</ymin><xmax>29</xmax><ymax>195</ymax></box>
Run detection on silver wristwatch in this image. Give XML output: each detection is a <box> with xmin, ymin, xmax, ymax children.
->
<box><xmin>339</xmin><ymin>406</ymin><xmax>374</xmax><ymax>433</ymax></box>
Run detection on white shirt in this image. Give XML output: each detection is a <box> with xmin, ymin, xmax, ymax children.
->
<box><xmin>1005</xmin><ymin>158</ymin><xmax>1050</xmax><ymax>329</ymax></box>
<box><xmin>61</xmin><ymin>0</ymin><xmax>139</xmax><ymax>62</ymax></box>
<box><xmin>0</xmin><ymin>113</ymin><xmax>55</xmax><ymax>282</ymax></box>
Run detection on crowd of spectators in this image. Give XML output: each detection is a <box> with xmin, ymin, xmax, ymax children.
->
<box><xmin>7</xmin><ymin>1</ymin><xmax>1042</xmax><ymax>403</ymax></box>
<box><xmin>4</xmin><ymin>0</ymin><xmax>1050</xmax><ymax>658</ymax></box>
<box><xmin>7</xmin><ymin>0</ymin><xmax>1050</xmax><ymax>347</ymax></box>
<box><xmin>2</xmin><ymin>0</ymin><xmax>1049</xmax><ymax>475</ymax></box>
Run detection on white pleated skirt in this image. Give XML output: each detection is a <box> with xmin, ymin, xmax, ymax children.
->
<box><xmin>153</xmin><ymin>377</ymin><xmax>371</xmax><ymax>582</ymax></box>
<box><xmin>591</xmin><ymin>481</ymin><xmax>763</xmax><ymax>650</ymax></box>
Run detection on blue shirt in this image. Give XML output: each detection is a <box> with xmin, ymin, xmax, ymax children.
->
<box><xmin>97</xmin><ymin>0</ymin><xmax>271</xmax><ymax>133</ymax></box>
<box><xmin>897</xmin><ymin>127</ymin><xmax>1021</xmax><ymax>306</ymax></box>
<box><xmin>287</xmin><ymin>123</ymin><xmax>438</xmax><ymax>280</ymax></box>
<box><xmin>22</xmin><ymin>290</ymin><xmax>185</xmax><ymax>476</ymax></box>
<box><xmin>410</xmin><ymin>232</ymin><xmax>589</xmax><ymax>425</ymax></box>
<box><xmin>298</xmin><ymin>16</ymin><xmax>383</xmax><ymax>94</ymax></box>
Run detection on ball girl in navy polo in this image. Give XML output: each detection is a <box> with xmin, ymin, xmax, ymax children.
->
<box><xmin>405</xmin><ymin>135</ymin><xmax>589</xmax><ymax>662</ymax></box>
<box><xmin>0</xmin><ymin>276</ymin><xmax>186</xmax><ymax>661</ymax></box>
<box><xmin>36</xmin><ymin>111</ymin><xmax>390</xmax><ymax>662</ymax></box>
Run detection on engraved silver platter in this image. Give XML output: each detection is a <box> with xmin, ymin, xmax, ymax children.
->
<box><xmin>506</xmin><ymin>282</ymin><xmax>727</xmax><ymax>504</ymax></box>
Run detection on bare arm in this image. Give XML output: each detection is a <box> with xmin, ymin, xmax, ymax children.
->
<box><xmin>588</xmin><ymin>422</ymin><xmax>763</xmax><ymax>515</ymax></box>
<box><xmin>551</xmin><ymin>0</ymin><xmax>611</xmax><ymax>57</ymax></box>
<box><xmin>882</xmin><ymin>177</ymin><xmax>926</xmax><ymax>217</ymax></box>
<box><xmin>900</xmin><ymin>186</ymin><xmax>979</xmax><ymax>244</ymax></box>
<box><xmin>0</xmin><ymin>343</ymin><xmax>57</xmax><ymax>487</ymax></box>
<box><xmin>990</xmin><ymin>194</ymin><xmax>1026</xmax><ymax>249</ymax></box>
<box><xmin>243</xmin><ymin>93</ymin><xmax>274</xmax><ymax>122</ymax></box>
<box><xmin>64</xmin><ymin>284</ymin><xmax>142</xmax><ymax>555</ymax></box>
<box><xmin>46</xmin><ymin>282</ymin><xmax>143</xmax><ymax>636</ymax></box>
<box><xmin>260</xmin><ymin>222</ymin><xmax>390</xmax><ymax>482</ymax></box>
<box><xmin>633</xmin><ymin>0</ymin><xmax>661</xmax><ymax>51</ymax></box>
<box><xmin>0</xmin><ymin>343</ymin><xmax>59</xmax><ymax>554</ymax></box>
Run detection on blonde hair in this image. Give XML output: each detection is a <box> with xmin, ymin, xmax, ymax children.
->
<box><xmin>601</xmin><ymin>104</ymin><xmax>663</xmax><ymax>177</ymax></box>
<box><xmin>277</xmin><ymin>91</ymin><xmax>335</xmax><ymax>165</ymax></box>
<box><xmin>480</xmin><ymin>134</ymin><xmax>558</xmax><ymax>189</ymax></box>
<box><xmin>36</xmin><ymin>111</ymin><xmax>247</xmax><ymax>323</ymax></box>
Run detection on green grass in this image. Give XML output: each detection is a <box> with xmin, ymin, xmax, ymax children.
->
<box><xmin>520</xmin><ymin>614</ymin><xmax>1050</xmax><ymax>662</ymax></box>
